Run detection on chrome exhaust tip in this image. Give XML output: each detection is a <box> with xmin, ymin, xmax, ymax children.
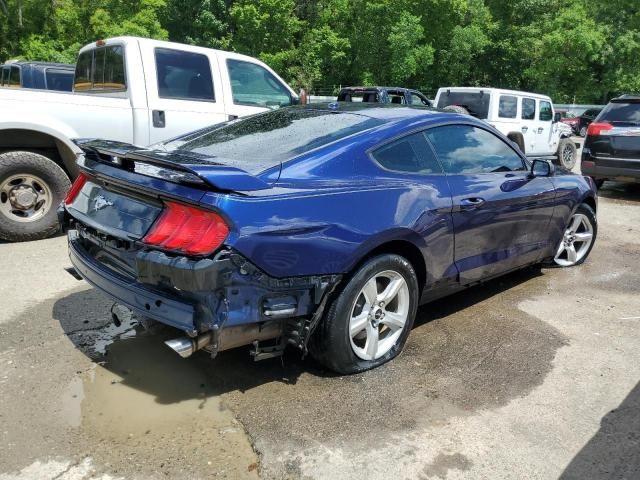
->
<box><xmin>164</xmin><ymin>332</ymin><xmax>213</xmax><ymax>358</ymax></box>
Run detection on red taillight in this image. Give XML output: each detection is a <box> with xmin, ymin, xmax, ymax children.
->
<box><xmin>587</xmin><ymin>122</ymin><xmax>613</xmax><ymax>137</ymax></box>
<box><xmin>143</xmin><ymin>201</ymin><xmax>229</xmax><ymax>255</ymax></box>
<box><xmin>64</xmin><ymin>172</ymin><xmax>89</xmax><ymax>205</ymax></box>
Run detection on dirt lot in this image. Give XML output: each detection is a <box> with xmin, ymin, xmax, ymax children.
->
<box><xmin>1</xmin><ymin>180</ymin><xmax>639</xmax><ymax>480</ymax></box>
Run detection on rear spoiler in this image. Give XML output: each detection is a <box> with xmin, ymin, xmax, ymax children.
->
<box><xmin>74</xmin><ymin>139</ymin><xmax>272</xmax><ymax>192</ymax></box>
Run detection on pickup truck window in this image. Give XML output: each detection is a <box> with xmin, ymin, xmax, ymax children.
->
<box><xmin>436</xmin><ymin>91</ymin><xmax>490</xmax><ymax>119</ymax></box>
<box><xmin>227</xmin><ymin>59</ymin><xmax>291</xmax><ymax>108</ymax></box>
<box><xmin>45</xmin><ymin>68</ymin><xmax>74</xmax><ymax>92</ymax></box>
<box><xmin>155</xmin><ymin>48</ymin><xmax>214</xmax><ymax>102</ymax></box>
<box><xmin>74</xmin><ymin>45</ymin><xmax>126</xmax><ymax>92</ymax></box>
<box><xmin>539</xmin><ymin>100</ymin><xmax>553</xmax><ymax>121</ymax></box>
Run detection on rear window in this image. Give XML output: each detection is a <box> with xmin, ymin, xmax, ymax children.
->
<box><xmin>45</xmin><ymin>69</ymin><xmax>73</xmax><ymax>91</ymax></box>
<box><xmin>498</xmin><ymin>95</ymin><xmax>517</xmax><ymax>119</ymax></box>
<box><xmin>74</xmin><ymin>45</ymin><xmax>126</xmax><ymax>92</ymax></box>
<box><xmin>9</xmin><ymin>66</ymin><xmax>20</xmax><ymax>87</ymax></box>
<box><xmin>164</xmin><ymin>108</ymin><xmax>384</xmax><ymax>168</ymax></box>
<box><xmin>437</xmin><ymin>91</ymin><xmax>490</xmax><ymax>119</ymax></box>
<box><xmin>600</xmin><ymin>102</ymin><xmax>640</xmax><ymax>123</ymax></box>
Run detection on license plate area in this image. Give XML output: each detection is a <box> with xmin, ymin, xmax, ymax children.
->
<box><xmin>67</xmin><ymin>181</ymin><xmax>163</xmax><ymax>239</ymax></box>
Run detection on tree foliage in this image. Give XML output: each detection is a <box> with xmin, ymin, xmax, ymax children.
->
<box><xmin>1</xmin><ymin>0</ymin><xmax>640</xmax><ymax>102</ymax></box>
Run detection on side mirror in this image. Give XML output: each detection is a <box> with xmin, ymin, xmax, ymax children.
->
<box><xmin>553</xmin><ymin>112</ymin><xmax>562</xmax><ymax>123</ymax></box>
<box><xmin>530</xmin><ymin>159</ymin><xmax>555</xmax><ymax>178</ymax></box>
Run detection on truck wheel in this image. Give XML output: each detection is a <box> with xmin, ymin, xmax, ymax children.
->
<box><xmin>0</xmin><ymin>151</ymin><xmax>71</xmax><ymax>242</ymax></box>
<box><xmin>310</xmin><ymin>254</ymin><xmax>419</xmax><ymax>374</ymax></box>
<box><xmin>557</xmin><ymin>138</ymin><xmax>577</xmax><ymax>170</ymax></box>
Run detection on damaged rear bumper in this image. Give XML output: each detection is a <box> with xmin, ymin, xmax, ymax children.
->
<box><xmin>68</xmin><ymin>229</ymin><xmax>341</xmax><ymax>355</ymax></box>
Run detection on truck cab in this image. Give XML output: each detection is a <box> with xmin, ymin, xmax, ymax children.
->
<box><xmin>0</xmin><ymin>37</ymin><xmax>299</xmax><ymax>242</ymax></box>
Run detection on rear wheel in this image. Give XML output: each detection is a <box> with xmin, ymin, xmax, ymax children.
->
<box><xmin>0</xmin><ymin>151</ymin><xmax>71</xmax><ymax>242</ymax></box>
<box><xmin>557</xmin><ymin>138</ymin><xmax>577</xmax><ymax>170</ymax></box>
<box><xmin>553</xmin><ymin>203</ymin><xmax>597</xmax><ymax>267</ymax></box>
<box><xmin>442</xmin><ymin>105</ymin><xmax>470</xmax><ymax>115</ymax></box>
<box><xmin>310</xmin><ymin>254</ymin><xmax>419</xmax><ymax>374</ymax></box>
<box><xmin>579</xmin><ymin>126</ymin><xmax>587</xmax><ymax>137</ymax></box>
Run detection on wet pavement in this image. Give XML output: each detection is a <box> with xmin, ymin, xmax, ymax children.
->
<box><xmin>0</xmin><ymin>182</ymin><xmax>639</xmax><ymax>479</ymax></box>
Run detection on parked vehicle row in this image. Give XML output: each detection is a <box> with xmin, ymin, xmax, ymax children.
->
<box><xmin>0</xmin><ymin>37</ymin><xmax>299</xmax><ymax>241</ymax></box>
<box><xmin>61</xmin><ymin>104</ymin><xmax>598</xmax><ymax>373</ymax></box>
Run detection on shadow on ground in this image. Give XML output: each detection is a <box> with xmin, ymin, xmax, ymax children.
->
<box><xmin>51</xmin><ymin>264</ymin><xmax>566</xmax><ymax>449</ymax></box>
<box><xmin>561</xmin><ymin>381</ymin><xmax>640</xmax><ymax>480</ymax></box>
<box><xmin>597</xmin><ymin>181</ymin><xmax>640</xmax><ymax>203</ymax></box>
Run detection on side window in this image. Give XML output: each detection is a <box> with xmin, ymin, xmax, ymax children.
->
<box><xmin>411</xmin><ymin>93</ymin><xmax>429</xmax><ymax>106</ymax></box>
<box><xmin>522</xmin><ymin>98</ymin><xmax>536</xmax><ymax>120</ymax></box>
<box><xmin>74</xmin><ymin>46</ymin><xmax>126</xmax><ymax>92</ymax></box>
<box><xmin>425</xmin><ymin>125</ymin><xmax>525</xmax><ymax>174</ymax></box>
<box><xmin>498</xmin><ymin>95</ymin><xmax>517</xmax><ymax>118</ymax></box>
<box><xmin>9</xmin><ymin>66</ymin><xmax>20</xmax><ymax>87</ymax></box>
<box><xmin>45</xmin><ymin>69</ymin><xmax>74</xmax><ymax>91</ymax></box>
<box><xmin>155</xmin><ymin>48</ymin><xmax>214</xmax><ymax>101</ymax></box>
<box><xmin>227</xmin><ymin>59</ymin><xmax>291</xmax><ymax>108</ymax></box>
<box><xmin>539</xmin><ymin>100</ymin><xmax>552</xmax><ymax>121</ymax></box>
<box><xmin>372</xmin><ymin>132</ymin><xmax>443</xmax><ymax>174</ymax></box>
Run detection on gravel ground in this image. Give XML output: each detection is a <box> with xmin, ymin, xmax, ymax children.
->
<box><xmin>0</xmin><ymin>177</ymin><xmax>638</xmax><ymax>479</ymax></box>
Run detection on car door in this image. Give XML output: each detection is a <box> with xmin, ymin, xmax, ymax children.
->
<box><xmin>425</xmin><ymin>123</ymin><xmax>556</xmax><ymax>284</ymax></box>
<box><xmin>220</xmin><ymin>57</ymin><xmax>295</xmax><ymax>119</ymax></box>
<box><xmin>535</xmin><ymin>99</ymin><xmax>557</xmax><ymax>155</ymax></box>
<box><xmin>369</xmin><ymin>131</ymin><xmax>456</xmax><ymax>294</ymax></box>
<box><xmin>520</xmin><ymin>96</ymin><xmax>538</xmax><ymax>154</ymax></box>
<box><xmin>140</xmin><ymin>45</ymin><xmax>227</xmax><ymax>144</ymax></box>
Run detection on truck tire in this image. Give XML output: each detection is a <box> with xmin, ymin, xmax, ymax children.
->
<box><xmin>557</xmin><ymin>138</ymin><xmax>577</xmax><ymax>170</ymax></box>
<box><xmin>0</xmin><ymin>151</ymin><xmax>71</xmax><ymax>242</ymax></box>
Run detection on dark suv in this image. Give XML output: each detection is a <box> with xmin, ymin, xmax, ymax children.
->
<box><xmin>337</xmin><ymin>86</ymin><xmax>432</xmax><ymax>106</ymax></box>
<box><xmin>577</xmin><ymin>108</ymin><xmax>603</xmax><ymax>137</ymax></box>
<box><xmin>582</xmin><ymin>95</ymin><xmax>640</xmax><ymax>187</ymax></box>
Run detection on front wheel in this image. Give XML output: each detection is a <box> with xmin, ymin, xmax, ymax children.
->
<box><xmin>579</xmin><ymin>126</ymin><xmax>587</xmax><ymax>137</ymax></box>
<box><xmin>0</xmin><ymin>151</ymin><xmax>71</xmax><ymax>242</ymax></box>
<box><xmin>553</xmin><ymin>203</ymin><xmax>597</xmax><ymax>267</ymax></box>
<box><xmin>557</xmin><ymin>138</ymin><xmax>577</xmax><ymax>170</ymax></box>
<box><xmin>310</xmin><ymin>254</ymin><xmax>419</xmax><ymax>374</ymax></box>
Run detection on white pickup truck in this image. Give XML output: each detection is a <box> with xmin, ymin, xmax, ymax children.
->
<box><xmin>434</xmin><ymin>87</ymin><xmax>578</xmax><ymax>170</ymax></box>
<box><xmin>0</xmin><ymin>36</ymin><xmax>299</xmax><ymax>241</ymax></box>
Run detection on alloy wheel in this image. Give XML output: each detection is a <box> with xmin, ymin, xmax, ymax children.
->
<box><xmin>554</xmin><ymin>213</ymin><xmax>594</xmax><ymax>266</ymax></box>
<box><xmin>561</xmin><ymin>143</ymin><xmax>577</xmax><ymax>170</ymax></box>
<box><xmin>349</xmin><ymin>270</ymin><xmax>410</xmax><ymax>361</ymax></box>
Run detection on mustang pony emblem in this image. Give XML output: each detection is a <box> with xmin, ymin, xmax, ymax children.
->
<box><xmin>92</xmin><ymin>195</ymin><xmax>114</xmax><ymax>213</ymax></box>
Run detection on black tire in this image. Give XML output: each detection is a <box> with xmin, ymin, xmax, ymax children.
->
<box><xmin>442</xmin><ymin>105</ymin><xmax>470</xmax><ymax>115</ymax></box>
<box><xmin>551</xmin><ymin>203</ymin><xmax>597</xmax><ymax>268</ymax></box>
<box><xmin>507</xmin><ymin>132</ymin><xmax>526</xmax><ymax>154</ymax></box>
<box><xmin>310</xmin><ymin>254</ymin><xmax>419</xmax><ymax>374</ymax></box>
<box><xmin>0</xmin><ymin>151</ymin><xmax>71</xmax><ymax>242</ymax></box>
<box><xmin>592</xmin><ymin>178</ymin><xmax>605</xmax><ymax>190</ymax></box>
<box><xmin>557</xmin><ymin>138</ymin><xmax>577</xmax><ymax>170</ymax></box>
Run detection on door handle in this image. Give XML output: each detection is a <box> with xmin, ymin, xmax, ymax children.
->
<box><xmin>228</xmin><ymin>114</ymin><xmax>239</xmax><ymax>121</ymax></box>
<box><xmin>521</xmin><ymin>126</ymin><xmax>528</xmax><ymax>133</ymax></box>
<box><xmin>152</xmin><ymin>110</ymin><xmax>165</xmax><ymax>128</ymax></box>
<box><xmin>537</xmin><ymin>128</ymin><xmax>544</xmax><ymax>134</ymax></box>
<box><xmin>460</xmin><ymin>197</ymin><xmax>485</xmax><ymax>209</ymax></box>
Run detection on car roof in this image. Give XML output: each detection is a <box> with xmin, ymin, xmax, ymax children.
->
<box><xmin>340</xmin><ymin>86</ymin><xmax>413</xmax><ymax>92</ymax></box>
<box><xmin>612</xmin><ymin>94</ymin><xmax>640</xmax><ymax>103</ymax></box>
<box><xmin>1</xmin><ymin>61</ymin><xmax>74</xmax><ymax>69</ymax></box>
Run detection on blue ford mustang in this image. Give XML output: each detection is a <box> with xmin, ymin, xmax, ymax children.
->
<box><xmin>61</xmin><ymin>104</ymin><xmax>597</xmax><ymax>373</ymax></box>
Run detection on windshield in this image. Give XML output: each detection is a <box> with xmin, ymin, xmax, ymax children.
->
<box><xmin>163</xmin><ymin>108</ymin><xmax>384</xmax><ymax>170</ymax></box>
<box><xmin>437</xmin><ymin>91</ymin><xmax>491</xmax><ymax>119</ymax></box>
